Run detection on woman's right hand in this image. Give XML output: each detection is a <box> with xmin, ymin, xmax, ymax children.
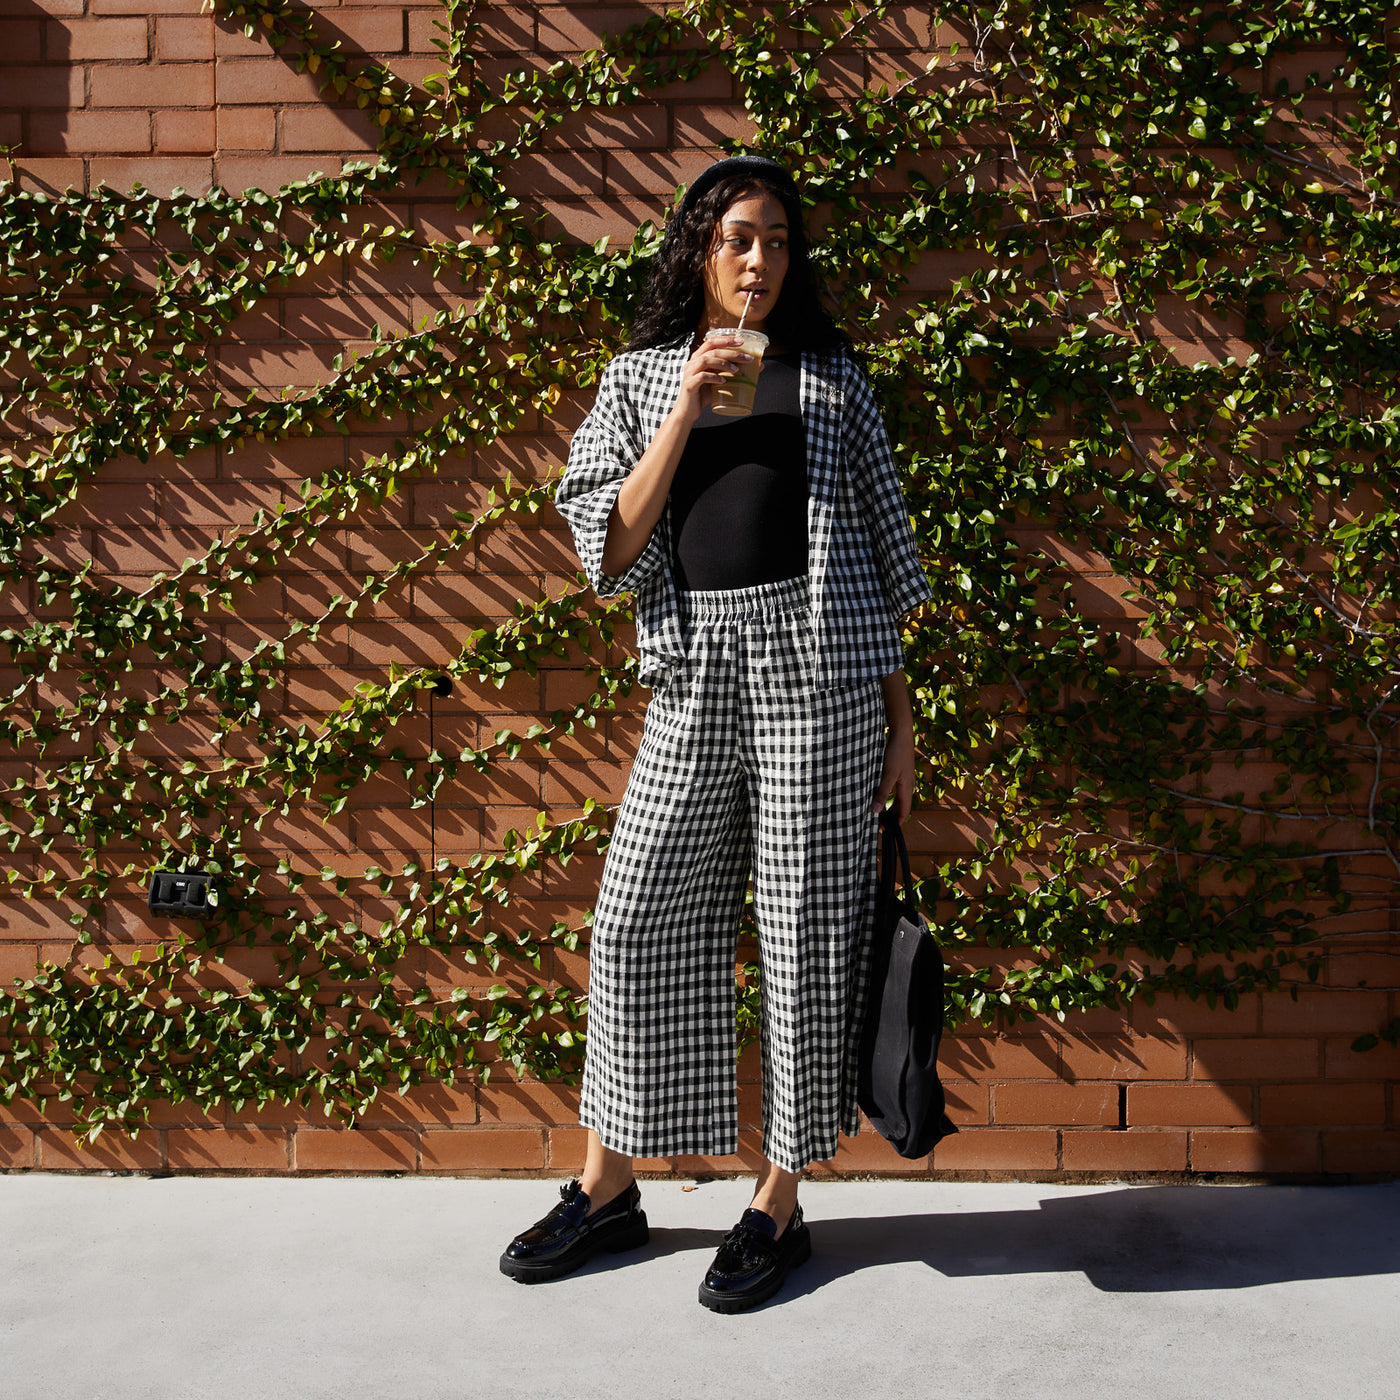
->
<box><xmin>600</xmin><ymin>335</ymin><xmax>750</xmax><ymax>577</ymax></box>
<box><xmin>675</xmin><ymin>334</ymin><xmax>751</xmax><ymax>424</ymax></box>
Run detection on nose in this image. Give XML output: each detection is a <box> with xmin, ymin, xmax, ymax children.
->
<box><xmin>746</xmin><ymin>240</ymin><xmax>767</xmax><ymax>273</ymax></box>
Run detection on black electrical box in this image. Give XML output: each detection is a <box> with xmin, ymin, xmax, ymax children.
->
<box><xmin>147</xmin><ymin>870</ymin><xmax>218</xmax><ymax>921</ymax></box>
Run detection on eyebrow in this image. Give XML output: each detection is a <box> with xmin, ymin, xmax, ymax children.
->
<box><xmin>722</xmin><ymin>218</ymin><xmax>788</xmax><ymax>231</ymax></box>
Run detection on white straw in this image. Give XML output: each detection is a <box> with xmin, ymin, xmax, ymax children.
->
<box><xmin>737</xmin><ymin>289</ymin><xmax>755</xmax><ymax>333</ymax></box>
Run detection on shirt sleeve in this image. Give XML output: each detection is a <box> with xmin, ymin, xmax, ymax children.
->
<box><xmin>552</xmin><ymin>356</ymin><xmax>670</xmax><ymax>599</ymax></box>
<box><xmin>842</xmin><ymin>356</ymin><xmax>934</xmax><ymax>620</ymax></box>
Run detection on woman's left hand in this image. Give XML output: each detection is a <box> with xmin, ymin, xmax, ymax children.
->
<box><xmin>873</xmin><ymin>669</ymin><xmax>917</xmax><ymax>822</ymax></box>
<box><xmin>872</xmin><ymin>726</ymin><xmax>916</xmax><ymax>823</ymax></box>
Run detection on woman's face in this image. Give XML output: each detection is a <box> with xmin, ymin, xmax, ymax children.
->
<box><xmin>700</xmin><ymin>190</ymin><xmax>790</xmax><ymax>334</ymax></box>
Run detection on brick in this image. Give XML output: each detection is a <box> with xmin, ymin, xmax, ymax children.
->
<box><xmin>166</xmin><ymin>1127</ymin><xmax>290</xmax><ymax>1170</ymax></box>
<box><xmin>938</xmin><ymin>1080</ymin><xmax>989</xmax><ymax>1126</ymax></box>
<box><xmin>926</xmin><ymin>1128</ymin><xmax>1059</xmax><ymax>1171</ymax></box>
<box><xmin>1261</xmin><ymin>988</ymin><xmax>1392</xmax><ymax>1034</ymax></box>
<box><xmin>995</xmin><ymin>1082</ymin><xmax>1118</xmax><ymax>1126</ymax></box>
<box><xmin>421</xmin><ymin>1127</ymin><xmax>545</xmax><ymax>1170</ymax></box>
<box><xmin>1129</xmin><ymin>1083</ymin><xmax>1254</xmax><ymax>1127</ymax></box>
<box><xmin>940</xmin><ymin>1033</ymin><xmax>1060</xmax><ymax>1079</ymax></box>
<box><xmin>1192</xmin><ymin>1037</ymin><xmax>1321</xmax><ymax>1079</ymax></box>
<box><xmin>1322</xmin><ymin>950</ymin><xmax>1400</xmax><ymax>988</ymax></box>
<box><xmin>214</xmin><ymin>106</ymin><xmax>277</xmax><ymax>151</ymax></box>
<box><xmin>1320</xmin><ymin>1130</ymin><xmax>1400</xmax><ymax>1174</ymax></box>
<box><xmin>537</xmin><ymin>5</ymin><xmax>659</xmax><ymax>52</ymax></box>
<box><xmin>1323</xmin><ymin>1036</ymin><xmax>1400</xmax><ymax>1080</ymax></box>
<box><xmin>546</xmin><ymin>1125</ymin><xmax>589</xmax><ymax>1171</ymax></box>
<box><xmin>543</xmin><ymin>760</ymin><xmax>628</xmax><ymax>807</ymax></box>
<box><xmin>501</xmin><ymin>152</ymin><xmax>606</xmax><ymax>201</ymax></box>
<box><xmin>1060</xmin><ymin>1130</ymin><xmax>1189</xmax><ymax>1173</ymax></box>
<box><xmin>283</xmin><ymin>293</ymin><xmax>413</xmax><ymax>341</ymax></box>
<box><xmin>295</xmin><ymin>1127</ymin><xmax>417</xmax><ymax>1171</ymax></box>
<box><xmin>543</xmin><ymin>106</ymin><xmax>668</xmax><ymax>151</ymax></box>
<box><xmin>90</xmin><ymin>62</ymin><xmax>214</xmax><ymax>108</ymax></box>
<box><xmin>1259</xmin><ymin>1083</ymin><xmax>1386</xmax><ymax>1127</ymax></box>
<box><xmin>830</xmin><ymin>1126</ymin><xmax>932</xmax><ymax>1172</ymax></box>
<box><xmin>88</xmin><ymin>157</ymin><xmax>214</xmax><ymax>196</ymax></box>
<box><xmin>39</xmin><ymin>1126</ymin><xmax>166</xmax><ymax>1170</ymax></box>
<box><xmin>1189</xmin><ymin>1130</ymin><xmax>1320</xmax><ymax>1173</ymax></box>
<box><xmin>1133</xmin><ymin>994</ymin><xmax>1262</xmax><ymax>1035</ymax></box>
<box><xmin>158</xmin><ymin>480</ymin><xmax>288</xmax><ymax>528</ymax></box>
<box><xmin>216</xmin><ymin>341</ymin><xmax>342</xmax><ymax>389</ymax></box>
<box><xmin>89</xmin><ymin>526</ymin><xmax>217</xmax><ymax>575</ymax></box>
<box><xmin>330</xmin><ymin>10</ymin><xmax>408</xmax><ymax>52</ymax></box>
<box><xmin>216</xmin><ymin>59</ymin><xmax>325</xmax><ymax>106</ymax></box>
<box><xmin>0</xmin><ymin>943</ymin><xmax>41</xmax><ymax>985</ymax></box>
<box><xmin>665</xmin><ymin>1137</ymin><xmax>769</xmax><ymax>1176</ymax></box>
<box><xmin>407</xmin><ymin>8</ymin><xmax>449</xmax><ymax>53</ymax></box>
<box><xmin>360</xmin><ymin>1081</ymin><xmax>477</xmax><ymax>1126</ymax></box>
<box><xmin>475</xmin><ymin>524</ymin><xmax>578</xmax><ymax>573</ymax></box>
<box><xmin>156</xmin><ymin>102</ymin><xmax>221</xmax><ymax>151</ymax></box>
<box><xmin>479</xmin><ymin>1080</ymin><xmax>579</xmax><ymax>1126</ymax></box>
<box><xmin>347</xmin><ymin>617</ymin><xmax>461</xmax><ymax>667</ymax></box>
<box><xmin>411</xmin><ymin>571</ymin><xmax>543</xmax><ymax>620</ymax></box>
<box><xmin>649</xmin><ymin>62</ymin><xmax>732</xmax><ymax>102</ymax></box>
<box><xmin>0</xmin><ymin>898</ymin><xmax>83</xmax><ymax>939</ymax></box>
<box><xmin>50</xmin><ymin>17</ymin><xmax>150</xmax><ymax>60</ymax></box>
<box><xmin>1060</xmin><ymin>1035</ymin><xmax>1189</xmax><ymax>1081</ymax></box>
<box><xmin>671</xmin><ymin>103</ymin><xmax>756</xmax><ymax>148</ymax></box>
<box><xmin>0</xmin><ymin>1089</ymin><xmax>77</xmax><ymax>1127</ymax></box>
<box><xmin>0</xmin><ymin>66</ymin><xmax>83</xmax><ymax>108</ymax></box>
<box><xmin>155</xmin><ymin>15</ymin><xmax>214</xmax><ymax>60</ymax></box>
<box><xmin>604</xmin><ymin>147</ymin><xmax>716</xmax><ymax>198</ymax></box>
<box><xmin>0</xmin><ymin>19</ymin><xmax>40</xmax><ymax>60</ymax></box>
<box><xmin>280</xmin><ymin>104</ymin><xmax>381</xmax><ymax>153</ymax></box>
<box><xmin>453</xmin><ymin>6</ymin><xmax>533</xmax><ymax>52</ymax></box>
<box><xmin>92</xmin><ymin>0</ymin><xmax>202</xmax><ymax>11</ymax></box>
<box><xmin>31</xmin><ymin>109</ymin><xmax>152</xmax><ymax>155</ymax></box>
<box><xmin>0</xmin><ymin>1126</ymin><xmax>35</xmax><ymax>1168</ymax></box>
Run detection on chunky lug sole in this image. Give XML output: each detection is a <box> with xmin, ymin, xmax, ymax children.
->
<box><xmin>697</xmin><ymin>1226</ymin><xmax>812</xmax><ymax>1314</ymax></box>
<box><xmin>499</xmin><ymin>1211</ymin><xmax>650</xmax><ymax>1284</ymax></box>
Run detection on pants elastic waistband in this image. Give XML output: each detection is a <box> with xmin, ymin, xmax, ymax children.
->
<box><xmin>678</xmin><ymin>575</ymin><xmax>810</xmax><ymax>621</ymax></box>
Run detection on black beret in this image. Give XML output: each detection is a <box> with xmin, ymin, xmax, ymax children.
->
<box><xmin>676</xmin><ymin>154</ymin><xmax>798</xmax><ymax>223</ymax></box>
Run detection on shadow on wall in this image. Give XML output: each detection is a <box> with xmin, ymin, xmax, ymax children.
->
<box><xmin>2</xmin><ymin>0</ymin><xmax>70</xmax><ymax>188</ymax></box>
<box><xmin>747</xmin><ymin>1183</ymin><xmax>1400</xmax><ymax>1298</ymax></box>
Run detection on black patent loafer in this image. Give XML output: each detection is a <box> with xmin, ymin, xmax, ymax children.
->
<box><xmin>697</xmin><ymin>1203</ymin><xmax>811</xmax><ymax>1313</ymax></box>
<box><xmin>499</xmin><ymin>1178</ymin><xmax>648</xmax><ymax>1283</ymax></box>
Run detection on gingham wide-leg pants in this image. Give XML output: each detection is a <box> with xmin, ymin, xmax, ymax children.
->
<box><xmin>578</xmin><ymin>576</ymin><xmax>887</xmax><ymax>1174</ymax></box>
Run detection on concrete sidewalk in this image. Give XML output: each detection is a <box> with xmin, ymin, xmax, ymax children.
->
<box><xmin>2</xmin><ymin>1175</ymin><xmax>1397</xmax><ymax>1400</ymax></box>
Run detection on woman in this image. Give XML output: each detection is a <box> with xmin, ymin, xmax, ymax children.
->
<box><xmin>500</xmin><ymin>154</ymin><xmax>930</xmax><ymax>1312</ymax></box>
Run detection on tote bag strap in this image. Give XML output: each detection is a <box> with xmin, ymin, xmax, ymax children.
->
<box><xmin>879</xmin><ymin>812</ymin><xmax>919</xmax><ymax>922</ymax></box>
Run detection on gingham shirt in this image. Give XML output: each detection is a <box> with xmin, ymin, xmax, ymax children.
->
<box><xmin>554</xmin><ymin>342</ymin><xmax>932</xmax><ymax>688</ymax></box>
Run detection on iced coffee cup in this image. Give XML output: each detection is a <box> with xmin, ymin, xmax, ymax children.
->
<box><xmin>706</xmin><ymin>328</ymin><xmax>769</xmax><ymax>417</ymax></box>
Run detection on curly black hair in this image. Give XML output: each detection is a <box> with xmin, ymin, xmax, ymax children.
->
<box><xmin>626</xmin><ymin>171</ymin><xmax>849</xmax><ymax>354</ymax></box>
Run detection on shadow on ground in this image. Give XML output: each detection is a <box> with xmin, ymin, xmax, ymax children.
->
<box><xmin>638</xmin><ymin>1183</ymin><xmax>1399</xmax><ymax>1305</ymax></box>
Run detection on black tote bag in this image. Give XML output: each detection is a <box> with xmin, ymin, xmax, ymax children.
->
<box><xmin>856</xmin><ymin>814</ymin><xmax>959</xmax><ymax>1158</ymax></box>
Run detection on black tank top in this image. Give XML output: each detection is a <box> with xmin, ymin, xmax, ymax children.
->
<box><xmin>669</xmin><ymin>352</ymin><xmax>807</xmax><ymax>591</ymax></box>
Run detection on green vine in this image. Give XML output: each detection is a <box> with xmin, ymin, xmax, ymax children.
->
<box><xmin>1</xmin><ymin>0</ymin><xmax>1397</xmax><ymax>1144</ymax></box>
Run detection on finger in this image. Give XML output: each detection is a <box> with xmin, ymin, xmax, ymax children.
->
<box><xmin>870</xmin><ymin>767</ymin><xmax>894</xmax><ymax>814</ymax></box>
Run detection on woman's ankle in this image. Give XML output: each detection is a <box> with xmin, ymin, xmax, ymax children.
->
<box><xmin>578</xmin><ymin>1172</ymin><xmax>634</xmax><ymax>1213</ymax></box>
<box><xmin>748</xmin><ymin>1190</ymin><xmax>799</xmax><ymax>1236</ymax></box>
<box><xmin>578</xmin><ymin>1134</ymin><xmax>636</xmax><ymax>1214</ymax></box>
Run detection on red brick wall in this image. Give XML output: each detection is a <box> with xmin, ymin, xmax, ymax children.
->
<box><xmin>1</xmin><ymin>1</ymin><xmax>1396</xmax><ymax>1178</ymax></box>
